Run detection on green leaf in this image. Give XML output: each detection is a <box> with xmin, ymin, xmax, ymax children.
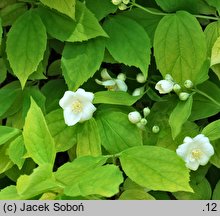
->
<box><xmin>210</xmin><ymin>36</ymin><xmax>220</xmax><ymax>79</ymax></box>
<box><xmin>0</xmin><ymin>126</ymin><xmax>21</xmax><ymax>145</ymax></box>
<box><xmin>119</xmin><ymin>189</ymin><xmax>155</xmax><ymax>200</ymax></box>
<box><xmin>8</xmin><ymin>135</ymin><xmax>26</xmax><ymax>169</ymax></box>
<box><xmin>0</xmin><ymin>81</ymin><xmax>22</xmax><ymax>118</ymax></box>
<box><xmin>212</xmin><ymin>179</ymin><xmax>220</xmax><ymax>199</ymax></box>
<box><xmin>173</xmin><ymin>178</ymin><xmax>211</xmax><ymax>200</ymax></box>
<box><xmin>40</xmin><ymin>0</ymin><xmax>76</xmax><ymax>19</ymax></box>
<box><xmin>46</xmin><ymin>109</ymin><xmax>77</xmax><ymax>152</ymax></box>
<box><xmin>23</xmin><ymin>98</ymin><xmax>56</xmax><ymax>166</ymax></box>
<box><xmin>0</xmin><ymin>144</ymin><xmax>13</xmax><ymax>174</ymax></box>
<box><xmin>64</xmin><ymin>165</ymin><xmax>123</xmax><ymax>197</ymax></box>
<box><xmin>204</xmin><ymin>20</ymin><xmax>220</xmax><ymax>57</ymax></box>
<box><xmin>41</xmin><ymin>79</ymin><xmax>67</xmax><ymax>113</ymax></box>
<box><xmin>0</xmin><ymin>18</ymin><xmax>2</xmax><ymax>45</ymax></box>
<box><xmin>62</xmin><ymin>37</ymin><xmax>105</xmax><ymax>90</ymax></box>
<box><xmin>0</xmin><ymin>3</ymin><xmax>27</xmax><ymax>27</ymax></box>
<box><xmin>169</xmin><ymin>95</ymin><xmax>193</xmax><ymax>139</ymax></box>
<box><xmin>123</xmin><ymin>8</ymin><xmax>162</xmax><ymax>43</ymax></box>
<box><xmin>96</xmin><ymin>110</ymin><xmax>143</xmax><ymax>154</ymax></box>
<box><xmin>205</xmin><ymin>0</ymin><xmax>220</xmax><ymax>14</ymax></box>
<box><xmin>6</xmin><ymin>10</ymin><xmax>47</xmax><ymax>88</ymax></box>
<box><xmin>119</xmin><ymin>146</ymin><xmax>192</xmax><ymax>192</ymax></box>
<box><xmin>37</xmin><ymin>2</ymin><xmax>107</xmax><ymax>42</ymax></box>
<box><xmin>94</xmin><ymin>91</ymin><xmax>142</xmax><ymax>106</ymax></box>
<box><xmin>76</xmin><ymin>118</ymin><xmax>101</xmax><ymax>157</ymax></box>
<box><xmin>190</xmin><ymin>81</ymin><xmax>220</xmax><ymax>120</ymax></box>
<box><xmin>155</xmin><ymin>0</ymin><xmax>213</xmax><ymax>14</ymax></box>
<box><xmin>55</xmin><ymin>156</ymin><xmax>107</xmax><ymax>186</ymax></box>
<box><xmin>0</xmin><ymin>186</ymin><xmax>22</xmax><ymax>200</ymax></box>
<box><xmin>85</xmin><ymin>0</ymin><xmax>117</xmax><ymax>21</ymax></box>
<box><xmin>103</xmin><ymin>15</ymin><xmax>151</xmax><ymax>78</ymax></box>
<box><xmin>154</xmin><ymin>11</ymin><xmax>207</xmax><ymax>85</ymax></box>
<box><xmin>0</xmin><ymin>58</ymin><xmax>7</xmax><ymax>84</ymax></box>
<box><xmin>210</xmin><ymin>139</ymin><xmax>220</xmax><ymax>168</ymax></box>
<box><xmin>16</xmin><ymin>164</ymin><xmax>57</xmax><ymax>198</ymax></box>
<box><xmin>202</xmin><ymin>119</ymin><xmax>220</xmax><ymax>141</ymax></box>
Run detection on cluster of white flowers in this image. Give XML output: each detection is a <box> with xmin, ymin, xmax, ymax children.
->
<box><xmin>155</xmin><ymin>74</ymin><xmax>193</xmax><ymax>101</ymax></box>
<box><xmin>111</xmin><ymin>0</ymin><xmax>130</xmax><ymax>10</ymax></box>
<box><xmin>95</xmin><ymin>69</ymin><xmax>128</xmax><ymax>92</ymax></box>
<box><xmin>176</xmin><ymin>134</ymin><xmax>214</xmax><ymax>171</ymax></box>
<box><xmin>59</xmin><ymin>88</ymin><xmax>96</xmax><ymax>126</ymax></box>
<box><xmin>128</xmin><ymin>107</ymin><xmax>150</xmax><ymax>130</ymax></box>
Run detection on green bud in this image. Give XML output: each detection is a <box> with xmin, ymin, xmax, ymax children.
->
<box><xmin>118</xmin><ymin>3</ymin><xmax>127</xmax><ymax>10</ymax></box>
<box><xmin>152</xmin><ymin>125</ymin><xmax>160</xmax><ymax>133</ymax></box>
<box><xmin>117</xmin><ymin>73</ymin><xmax>126</xmax><ymax>81</ymax></box>
<box><xmin>184</xmin><ymin>80</ymin><xmax>193</xmax><ymax>89</ymax></box>
<box><xmin>179</xmin><ymin>92</ymin><xmax>190</xmax><ymax>101</ymax></box>
<box><xmin>136</xmin><ymin>73</ymin><xmax>146</xmax><ymax>83</ymax></box>
<box><xmin>122</xmin><ymin>0</ymin><xmax>130</xmax><ymax>4</ymax></box>
<box><xmin>111</xmin><ymin>0</ymin><xmax>122</xmax><ymax>5</ymax></box>
<box><xmin>173</xmin><ymin>83</ymin><xmax>181</xmax><ymax>93</ymax></box>
<box><xmin>143</xmin><ymin>107</ymin><xmax>150</xmax><ymax>117</ymax></box>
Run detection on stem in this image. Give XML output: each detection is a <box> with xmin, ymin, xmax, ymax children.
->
<box><xmin>131</xmin><ymin>1</ymin><xmax>219</xmax><ymax>21</ymax></box>
<box><xmin>131</xmin><ymin>2</ymin><xmax>167</xmax><ymax>16</ymax></box>
<box><xmin>192</xmin><ymin>88</ymin><xmax>220</xmax><ymax>108</ymax></box>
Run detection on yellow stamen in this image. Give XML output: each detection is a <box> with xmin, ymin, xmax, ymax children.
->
<box><xmin>191</xmin><ymin>149</ymin><xmax>202</xmax><ymax>159</ymax></box>
<box><xmin>72</xmin><ymin>100</ymin><xmax>82</xmax><ymax>113</ymax></box>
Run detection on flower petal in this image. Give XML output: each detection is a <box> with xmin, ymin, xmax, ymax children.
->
<box><xmin>176</xmin><ymin>143</ymin><xmax>191</xmax><ymax>160</ymax></box>
<box><xmin>75</xmin><ymin>88</ymin><xmax>94</xmax><ymax>102</ymax></box>
<box><xmin>63</xmin><ymin>107</ymin><xmax>81</xmax><ymax>126</ymax></box>
<box><xmin>186</xmin><ymin>160</ymin><xmax>199</xmax><ymax>171</ymax></box>
<box><xmin>198</xmin><ymin>153</ymin><xmax>210</xmax><ymax>166</ymax></box>
<box><xmin>80</xmin><ymin>102</ymin><xmax>96</xmax><ymax>122</ymax></box>
<box><xmin>101</xmin><ymin>80</ymin><xmax>116</xmax><ymax>86</ymax></box>
<box><xmin>183</xmin><ymin>136</ymin><xmax>193</xmax><ymax>144</ymax></box>
<box><xmin>200</xmin><ymin>142</ymin><xmax>214</xmax><ymax>156</ymax></box>
<box><xmin>115</xmin><ymin>79</ymin><xmax>128</xmax><ymax>92</ymax></box>
<box><xmin>59</xmin><ymin>91</ymin><xmax>75</xmax><ymax>109</ymax></box>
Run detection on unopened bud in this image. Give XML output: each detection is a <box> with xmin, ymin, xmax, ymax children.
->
<box><xmin>117</xmin><ymin>73</ymin><xmax>126</xmax><ymax>81</ymax></box>
<box><xmin>128</xmin><ymin>111</ymin><xmax>142</xmax><ymax>124</ymax></box>
<box><xmin>136</xmin><ymin>73</ymin><xmax>146</xmax><ymax>83</ymax></box>
<box><xmin>179</xmin><ymin>92</ymin><xmax>190</xmax><ymax>101</ymax></box>
<box><xmin>111</xmin><ymin>0</ymin><xmax>122</xmax><ymax>5</ymax></box>
<box><xmin>184</xmin><ymin>80</ymin><xmax>193</xmax><ymax>89</ymax></box>
<box><xmin>132</xmin><ymin>86</ymin><xmax>144</xmax><ymax>96</ymax></box>
<box><xmin>152</xmin><ymin>125</ymin><xmax>160</xmax><ymax>133</ymax></box>
<box><xmin>140</xmin><ymin>118</ymin><xmax>147</xmax><ymax>125</ymax></box>
<box><xmin>143</xmin><ymin>107</ymin><xmax>150</xmax><ymax>117</ymax></box>
<box><xmin>173</xmin><ymin>83</ymin><xmax>181</xmax><ymax>93</ymax></box>
<box><xmin>122</xmin><ymin>0</ymin><xmax>130</xmax><ymax>4</ymax></box>
<box><xmin>118</xmin><ymin>3</ymin><xmax>127</xmax><ymax>10</ymax></box>
<box><xmin>165</xmin><ymin>74</ymin><xmax>173</xmax><ymax>81</ymax></box>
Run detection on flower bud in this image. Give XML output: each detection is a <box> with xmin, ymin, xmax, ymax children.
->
<box><xmin>179</xmin><ymin>92</ymin><xmax>190</xmax><ymax>101</ymax></box>
<box><xmin>101</xmin><ymin>68</ymin><xmax>112</xmax><ymax>80</ymax></box>
<box><xmin>122</xmin><ymin>0</ymin><xmax>130</xmax><ymax>4</ymax></box>
<box><xmin>165</xmin><ymin>74</ymin><xmax>173</xmax><ymax>81</ymax></box>
<box><xmin>136</xmin><ymin>73</ymin><xmax>146</xmax><ymax>83</ymax></box>
<box><xmin>173</xmin><ymin>83</ymin><xmax>181</xmax><ymax>93</ymax></box>
<box><xmin>143</xmin><ymin>107</ymin><xmax>150</xmax><ymax>117</ymax></box>
<box><xmin>136</xmin><ymin>122</ymin><xmax>145</xmax><ymax>130</ymax></box>
<box><xmin>118</xmin><ymin>3</ymin><xmax>127</xmax><ymax>10</ymax></box>
<box><xmin>111</xmin><ymin>0</ymin><xmax>122</xmax><ymax>5</ymax></box>
<box><xmin>155</xmin><ymin>80</ymin><xmax>174</xmax><ymax>94</ymax></box>
<box><xmin>140</xmin><ymin>118</ymin><xmax>147</xmax><ymax>125</ymax></box>
<box><xmin>128</xmin><ymin>111</ymin><xmax>142</xmax><ymax>124</ymax></box>
<box><xmin>117</xmin><ymin>73</ymin><xmax>126</xmax><ymax>81</ymax></box>
<box><xmin>152</xmin><ymin>125</ymin><xmax>160</xmax><ymax>133</ymax></box>
<box><xmin>184</xmin><ymin>80</ymin><xmax>193</xmax><ymax>89</ymax></box>
<box><xmin>132</xmin><ymin>86</ymin><xmax>145</xmax><ymax>96</ymax></box>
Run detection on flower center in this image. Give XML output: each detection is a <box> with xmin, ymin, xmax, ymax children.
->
<box><xmin>71</xmin><ymin>100</ymin><xmax>83</xmax><ymax>113</ymax></box>
<box><xmin>191</xmin><ymin>149</ymin><xmax>203</xmax><ymax>160</ymax></box>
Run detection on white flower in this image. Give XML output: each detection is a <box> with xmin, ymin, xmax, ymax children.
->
<box><xmin>176</xmin><ymin>134</ymin><xmax>214</xmax><ymax>171</ymax></box>
<box><xmin>96</xmin><ymin>69</ymin><xmax>127</xmax><ymax>92</ymax></box>
<box><xmin>155</xmin><ymin>79</ymin><xmax>174</xmax><ymax>94</ymax></box>
<box><xmin>59</xmin><ymin>89</ymin><xmax>96</xmax><ymax>126</ymax></box>
<box><xmin>128</xmin><ymin>111</ymin><xmax>142</xmax><ymax>124</ymax></box>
